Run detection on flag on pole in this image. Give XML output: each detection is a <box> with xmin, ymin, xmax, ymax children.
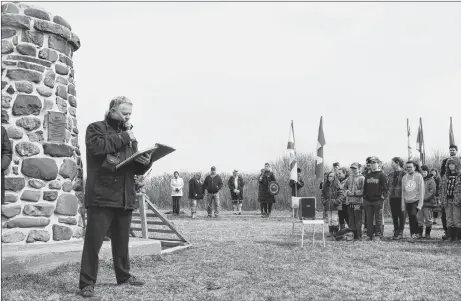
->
<box><xmin>449</xmin><ymin>117</ymin><xmax>455</xmax><ymax>146</ymax></box>
<box><xmin>416</xmin><ymin>118</ymin><xmax>425</xmax><ymax>164</ymax></box>
<box><xmin>407</xmin><ymin>118</ymin><xmax>413</xmax><ymax>160</ymax></box>
<box><xmin>287</xmin><ymin>120</ymin><xmax>297</xmax><ymax>181</ymax></box>
<box><xmin>315</xmin><ymin>116</ymin><xmax>326</xmax><ymax>181</ymax></box>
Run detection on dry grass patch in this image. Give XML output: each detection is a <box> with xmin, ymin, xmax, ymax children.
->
<box><xmin>2</xmin><ymin>211</ymin><xmax>460</xmax><ymax>301</ymax></box>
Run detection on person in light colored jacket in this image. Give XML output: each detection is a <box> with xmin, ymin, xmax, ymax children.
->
<box><xmin>401</xmin><ymin>160</ymin><xmax>425</xmax><ymax>243</ymax></box>
<box><xmin>170</xmin><ymin>171</ymin><xmax>184</xmax><ymax>216</ymax></box>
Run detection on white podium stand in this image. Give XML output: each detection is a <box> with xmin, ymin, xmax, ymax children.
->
<box><xmin>292</xmin><ymin>219</ymin><xmax>326</xmax><ymax>248</ymax></box>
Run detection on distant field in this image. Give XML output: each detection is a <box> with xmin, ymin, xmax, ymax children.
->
<box><xmin>2</xmin><ymin>210</ymin><xmax>460</xmax><ymax>301</ymax></box>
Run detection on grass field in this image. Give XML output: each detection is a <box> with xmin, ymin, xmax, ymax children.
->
<box><xmin>2</xmin><ymin>210</ymin><xmax>460</xmax><ymax>301</ymax></box>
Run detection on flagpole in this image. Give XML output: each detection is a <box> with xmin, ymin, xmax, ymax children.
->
<box><xmin>407</xmin><ymin>118</ymin><xmax>411</xmax><ymax>161</ymax></box>
<box><xmin>292</xmin><ymin>120</ymin><xmax>297</xmax><ymax>198</ymax></box>
<box><xmin>420</xmin><ymin>117</ymin><xmax>425</xmax><ymax>165</ymax></box>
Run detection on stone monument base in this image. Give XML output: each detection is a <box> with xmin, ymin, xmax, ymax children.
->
<box><xmin>1</xmin><ymin>237</ymin><xmax>162</xmax><ymax>278</ymax></box>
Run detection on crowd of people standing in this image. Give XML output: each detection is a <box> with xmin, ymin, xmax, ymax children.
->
<box><xmin>166</xmin><ymin>145</ymin><xmax>461</xmax><ymax>244</ymax></box>
<box><xmin>321</xmin><ymin>145</ymin><xmax>461</xmax><ymax>243</ymax></box>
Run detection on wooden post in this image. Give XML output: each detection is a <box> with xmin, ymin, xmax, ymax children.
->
<box><xmin>137</xmin><ymin>193</ymin><xmax>148</xmax><ymax>239</ymax></box>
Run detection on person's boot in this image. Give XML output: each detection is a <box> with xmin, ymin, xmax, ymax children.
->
<box><xmin>340</xmin><ymin>223</ymin><xmax>345</xmax><ymax>230</ymax></box>
<box><xmin>442</xmin><ymin>230</ymin><xmax>448</xmax><ymax>240</ymax></box>
<box><xmin>327</xmin><ymin>226</ymin><xmax>333</xmax><ymax>237</ymax></box>
<box><xmin>453</xmin><ymin>227</ymin><xmax>461</xmax><ymax>242</ymax></box>
<box><xmin>425</xmin><ymin>226</ymin><xmax>431</xmax><ymax>239</ymax></box>
<box><xmin>456</xmin><ymin>228</ymin><xmax>461</xmax><ymax>243</ymax></box>
<box><xmin>191</xmin><ymin>212</ymin><xmax>195</xmax><ymax>219</ymax></box>
<box><xmin>333</xmin><ymin>226</ymin><xmax>339</xmax><ymax>237</ymax></box>
<box><xmin>417</xmin><ymin>226</ymin><xmax>424</xmax><ymax>239</ymax></box>
<box><xmin>446</xmin><ymin>227</ymin><xmax>454</xmax><ymax>243</ymax></box>
<box><xmin>392</xmin><ymin>229</ymin><xmax>399</xmax><ymax>240</ymax></box>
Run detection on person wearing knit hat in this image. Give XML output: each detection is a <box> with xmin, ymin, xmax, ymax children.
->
<box><xmin>440</xmin><ymin>157</ymin><xmax>461</xmax><ymax>242</ymax></box>
<box><xmin>203</xmin><ymin>166</ymin><xmax>224</xmax><ymax>218</ymax></box>
<box><xmin>417</xmin><ymin>165</ymin><xmax>437</xmax><ymax>239</ymax></box>
<box><xmin>363</xmin><ymin>156</ymin><xmax>388</xmax><ymax>241</ymax></box>
<box><xmin>344</xmin><ymin>162</ymin><xmax>365</xmax><ymax>240</ymax></box>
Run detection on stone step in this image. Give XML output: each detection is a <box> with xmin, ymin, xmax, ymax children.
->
<box><xmin>1</xmin><ymin>237</ymin><xmax>161</xmax><ymax>278</ymax></box>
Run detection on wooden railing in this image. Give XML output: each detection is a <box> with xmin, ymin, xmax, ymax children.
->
<box><xmin>131</xmin><ymin>194</ymin><xmax>189</xmax><ymax>247</ymax></box>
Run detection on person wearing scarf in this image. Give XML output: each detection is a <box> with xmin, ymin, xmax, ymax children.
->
<box><xmin>321</xmin><ymin>171</ymin><xmax>343</xmax><ymax>237</ymax></box>
<box><xmin>440</xmin><ymin>158</ymin><xmax>461</xmax><ymax>242</ymax></box>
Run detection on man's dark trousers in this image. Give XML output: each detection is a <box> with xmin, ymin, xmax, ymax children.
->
<box><xmin>79</xmin><ymin>206</ymin><xmax>133</xmax><ymax>289</ymax></box>
<box><xmin>364</xmin><ymin>199</ymin><xmax>383</xmax><ymax>238</ymax></box>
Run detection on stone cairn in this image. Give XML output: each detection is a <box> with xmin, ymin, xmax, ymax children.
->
<box><xmin>1</xmin><ymin>2</ymin><xmax>84</xmax><ymax>244</ymax></box>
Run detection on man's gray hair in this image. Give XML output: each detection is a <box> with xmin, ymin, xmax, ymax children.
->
<box><xmin>105</xmin><ymin>96</ymin><xmax>132</xmax><ymax>118</ymax></box>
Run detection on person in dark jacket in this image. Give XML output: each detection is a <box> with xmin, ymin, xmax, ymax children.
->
<box><xmin>1</xmin><ymin>126</ymin><xmax>12</xmax><ymax>205</ymax></box>
<box><xmin>440</xmin><ymin>158</ymin><xmax>461</xmax><ymax>242</ymax></box>
<box><xmin>363</xmin><ymin>156</ymin><xmax>388</xmax><ymax>241</ymax></box>
<box><xmin>228</xmin><ymin>169</ymin><xmax>244</xmax><ymax>215</ymax></box>
<box><xmin>289</xmin><ymin>168</ymin><xmax>304</xmax><ymax>217</ymax></box>
<box><xmin>337</xmin><ymin>167</ymin><xmax>350</xmax><ymax>230</ymax></box>
<box><xmin>322</xmin><ymin>171</ymin><xmax>343</xmax><ymax>237</ymax></box>
<box><xmin>417</xmin><ymin>165</ymin><xmax>436</xmax><ymax>239</ymax></box>
<box><xmin>79</xmin><ymin>96</ymin><xmax>154</xmax><ymax>298</ymax></box>
<box><xmin>202</xmin><ymin>166</ymin><xmax>223</xmax><ymax>218</ymax></box>
<box><xmin>440</xmin><ymin>145</ymin><xmax>461</xmax><ymax>178</ymax></box>
<box><xmin>258</xmin><ymin>163</ymin><xmax>276</xmax><ymax>217</ymax></box>
<box><xmin>188</xmin><ymin>172</ymin><xmax>204</xmax><ymax>219</ymax></box>
<box><xmin>431</xmin><ymin>168</ymin><xmax>445</xmax><ymax>235</ymax></box>
<box><xmin>387</xmin><ymin>157</ymin><xmax>406</xmax><ymax>240</ymax></box>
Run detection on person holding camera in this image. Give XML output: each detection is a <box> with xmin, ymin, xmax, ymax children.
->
<box><xmin>171</xmin><ymin>171</ymin><xmax>184</xmax><ymax>216</ymax></box>
<box><xmin>79</xmin><ymin>96</ymin><xmax>154</xmax><ymax>298</ymax></box>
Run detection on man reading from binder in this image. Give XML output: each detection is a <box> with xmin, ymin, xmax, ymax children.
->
<box><xmin>79</xmin><ymin>96</ymin><xmax>153</xmax><ymax>298</ymax></box>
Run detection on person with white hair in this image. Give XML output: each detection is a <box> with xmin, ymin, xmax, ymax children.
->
<box><xmin>79</xmin><ymin>96</ymin><xmax>154</xmax><ymax>298</ymax></box>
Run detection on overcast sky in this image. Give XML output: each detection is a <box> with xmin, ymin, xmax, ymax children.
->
<box><xmin>34</xmin><ymin>1</ymin><xmax>461</xmax><ymax>176</ymax></box>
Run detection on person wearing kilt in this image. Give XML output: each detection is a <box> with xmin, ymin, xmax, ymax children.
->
<box><xmin>228</xmin><ymin>169</ymin><xmax>244</xmax><ymax>215</ymax></box>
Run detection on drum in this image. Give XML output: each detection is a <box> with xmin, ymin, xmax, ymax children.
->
<box><xmin>268</xmin><ymin>181</ymin><xmax>280</xmax><ymax>196</ymax></box>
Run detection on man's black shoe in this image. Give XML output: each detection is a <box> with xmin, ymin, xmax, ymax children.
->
<box><xmin>119</xmin><ymin>276</ymin><xmax>145</xmax><ymax>286</ymax></box>
<box><xmin>80</xmin><ymin>285</ymin><xmax>95</xmax><ymax>298</ymax></box>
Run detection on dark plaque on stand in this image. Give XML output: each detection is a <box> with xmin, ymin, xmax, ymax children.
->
<box><xmin>47</xmin><ymin>111</ymin><xmax>67</xmax><ymax>143</ymax></box>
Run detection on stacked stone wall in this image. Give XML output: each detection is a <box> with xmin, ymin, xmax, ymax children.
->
<box><xmin>1</xmin><ymin>2</ymin><xmax>84</xmax><ymax>243</ymax></box>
